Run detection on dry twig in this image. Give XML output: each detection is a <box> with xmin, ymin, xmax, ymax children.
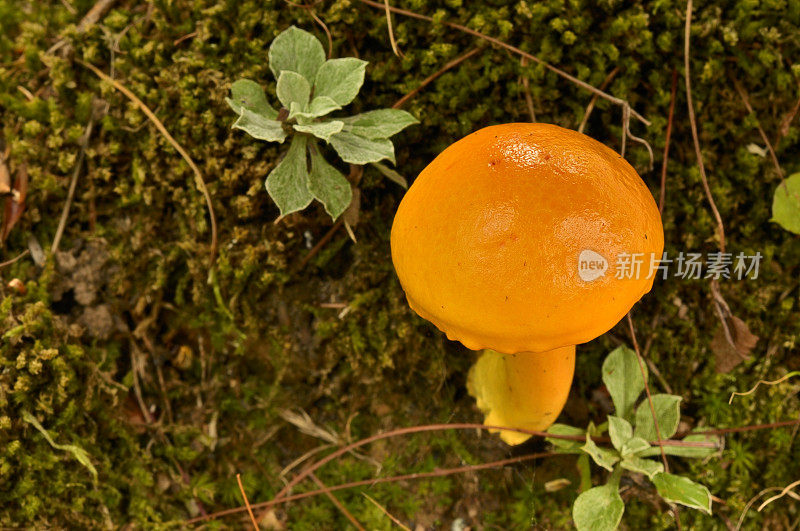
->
<box><xmin>659</xmin><ymin>69</ymin><xmax>678</xmax><ymax>215</ymax></box>
<box><xmin>362</xmin><ymin>492</ymin><xmax>411</xmax><ymax>530</ymax></box>
<box><xmin>520</xmin><ymin>57</ymin><xmax>537</xmax><ymax>122</ymax></box>
<box><xmin>577</xmin><ymin>66</ymin><xmax>620</xmax><ymax>134</ymax></box>
<box><xmin>359</xmin><ymin>0</ymin><xmax>653</xmax><ymax>162</ymax></box>
<box><xmin>310</xmin><ymin>472</ymin><xmax>366</xmax><ymax>530</ymax></box>
<box><xmin>392</xmin><ymin>47</ymin><xmax>482</xmax><ymax>109</ymax></box>
<box><xmin>236</xmin><ymin>473</ymin><xmax>259</xmax><ymax>531</ymax></box>
<box><xmin>0</xmin><ymin>249</ymin><xmax>29</xmax><ymax>269</ymax></box>
<box><xmin>627</xmin><ymin>313</ymin><xmax>681</xmax><ymax>528</ymax></box>
<box><xmin>51</xmin><ymin>118</ymin><xmax>93</xmax><ymax>255</ymax></box>
<box><xmin>78</xmin><ymin>60</ymin><xmax>218</xmax><ymax>265</ymax></box>
<box><xmin>684</xmin><ymin>0</ymin><xmax>725</xmax><ymax>254</ymax></box>
<box><xmin>383</xmin><ymin>0</ymin><xmax>404</xmax><ymax>58</ymax></box>
<box><xmin>190</xmin><ymin>451</ymin><xmax>556</xmax><ymax>524</ymax></box>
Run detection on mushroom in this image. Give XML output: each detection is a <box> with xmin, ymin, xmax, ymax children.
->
<box><xmin>391</xmin><ymin>123</ymin><xmax>663</xmax><ymax>444</ymax></box>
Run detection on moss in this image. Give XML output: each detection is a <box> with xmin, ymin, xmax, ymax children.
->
<box><xmin>1</xmin><ymin>0</ymin><xmax>799</xmax><ymax>527</ymax></box>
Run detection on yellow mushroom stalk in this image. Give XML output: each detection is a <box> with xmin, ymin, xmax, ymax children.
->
<box><xmin>467</xmin><ymin>347</ymin><xmax>575</xmax><ymax>445</ymax></box>
<box><xmin>391</xmin><ymin>123</ymin><xmax>664</xmax><ymax>446</ymax></box>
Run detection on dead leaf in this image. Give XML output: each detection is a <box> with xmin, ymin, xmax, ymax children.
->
<box><xmin>343</xmin><ymin>187</ymin><xmax>361</xmax><ymax>238</ymax></box>
<box><xmin>711</xmin><ymin>315</ymin><xmax>759</xmax><ymax>373</ymax></box>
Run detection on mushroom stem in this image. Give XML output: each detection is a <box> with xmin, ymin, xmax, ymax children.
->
<box><xmin>466</xmin><ymin>346</ymin><xmax>576</xmax><ymax>445</ymax></box>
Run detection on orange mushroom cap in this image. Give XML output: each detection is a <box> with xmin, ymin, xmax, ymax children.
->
<box><xmin>391</xmin><ymin>123</ymin><xmax>664</xmax><ymax>354</ymax></box>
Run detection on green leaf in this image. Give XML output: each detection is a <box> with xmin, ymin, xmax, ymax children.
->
<box><xmin>634</xmin><ymin>394</ymin><xmax>682</xmax><ymax>442</ymax></box>
<box><xmin>268</xmin><ymin>26</ymin><xmax>325</xmax><ymax>82</ymax></box>
<box><xmin>546</xmin><ymin>423</ymin><xmax>586</xmax><ymax>453</ymax></box>
<box><xmin>581</xmin><ymin>434</ymin><xmax>619</xmax><ymax>471</ymax></box>
<box><xmin>371</xmin><ymin>161</ymin><xmax>408</xmax><ymax>188</ymax></box>
<box><xmin>276</xmin><ymin>70</ymin><xmax>311</xmax><ymax>111</ymax></box>
<box><xmin>289</xmin><ymin>96</ymin><xmax>341</xmax><ymax>120</ymax></box>
<box><xmin>22</xmin><ymin>410</ymin><xmax>98</xmax><ymax>481</ymax></box>
<box><xmin>652</xmin><ymin>472</ymin><xmax>712</xmax><ymax>514</ymax></box>
<box><xmin>620</xmin><ymin>436</ymin><xmax>650</xmax><ymax>456</ymax></box>
<box><xmin>772</xmin><ymin>173</ymin><xmax>800</xmax><ymax>234</ymax></box>
<box><xmin>341</xmin><ymin>109</ymin><xmax>419</xmax><ymax>139</ymax></box>
<box><xmin>226</xmin><ymin>79</ymin><xmax>278</xmax><ymax>119</ymax></box>
<box><xmin>232</xmin><ymin>109</ymin><xmax>287</xmax><ymax>144</ymax></box>
<box><xmin>313</xmin><ymin>57</ymin><xmax>367</xmax><ymax>107</ymax></box>
<box><xmin>293</xmin><ymin>120</ymin><xmax>344</xmax><ymax>142</ymax></box>
<box><xmin>608</xmin><ymin>416</ymin><xmax>633</xmax><ymax>451</ymax></box>
<box><xmin>573</xmin><ymin>483</ymin><xmax>625</xmax><ymax>531</ymax></box>
<box><xmin>308</xmin><ymin>146</ymin><xmax>353</xmax><ymax>219</ymax></box>
<box><xmin>602</xmin><ymin>346</ymin><xmax>647</xmax><ymax>421</ymax></box>
<box><xmin>640</xmin><ymin>432</ymin><xmax>719</xmax><ymax>458</ymax></box>
<box><xmin>266</xmin><ymin>134</ymin><xmax>313</xmax><ymax>216</ymax></box>
<box><xmin>330</xmin><ymin>130</ymin><xmax>396</xmax><ymax>164</ymax></box>
<box><xmin>621</xmin><ymin>455</ymin><xmax>664</xmax><ymax>479</ymax></box>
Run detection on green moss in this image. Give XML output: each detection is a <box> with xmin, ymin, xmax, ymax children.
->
<box><xmin>1</xmin><ymin>0</ymin><xmax>799</xmax><ymax>527</ymax></box>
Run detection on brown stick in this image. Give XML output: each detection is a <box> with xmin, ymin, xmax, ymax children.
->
<box><xmin>79</xmin><ymin>60</ymin><xmax>218</xmax><ymax>266</ymax></box>
<box><xmin>628</xmin><ymin>313</ymin><xmax>680</xmax><ymax>530</ymax></box>
<box><xmin>0</xmin><ymin>249</ymin><xmax>29</xmax><ymax>269</ymax></box>
<box><xmin>310</xmin><ymin>472</ymin><xmax>366</xmax><ymax>530</ymax></box>
<box><xmin>236</xmin><ymin>473</ymin><xmax>259</xmax><ymax>530</ymax></box>
<box><xmin>577</xmin><ymin>66</ymin><xmax>621</xmax><ymax>134</ymax></box>
<box><xmin>264</xmin><ymin>421</ymin><xmax>711</xmax><ymax>521</ymax></box>
<box><xmin>52</xmin><ymin>119</ymin><xmax>93</xmax><ymax>255</ymax></box>
<box><xmin>659</xmin><ymin>69</ymin><xmax>678</xmax><ymax>215</ymax></box>
<box><xmin>359</xmin><ymin>0</ymin><xmax>649</xmax><ymax>126</ymax></box>
<box><xmin>520</xmin><ymin>57</ymin><xmax>536</xmax><ymax>122</ymax></box>
<box><xmin>383</xmin><ymin>0</ymin><xmax>404</xmax><ymax>58</ymax></box>
<box><xmin>188</xmin><ymin>451</ymin><xmax>557</xmax><ymax>524</ymax></box>
<box><xmin>296</xmin><ymin>218</ymin><xmax>344</xmax><ymax>271</ymax></box>
<box><xmin>733</xmin><ymin>80</ymin><xmax>783</xmax><ymax>179</ymax></box>
<box><xmin>392</xmin><ymin>47</ymin><xmax>482</xmax><ymax>109</ymax></box>
<box><xmin>685</xmin><ymin>418</ymin><xmax>800</xmax><ymax>436</ymax></box>
<box><xmin>684</xmin><ymin>0</ymin><xmax>725</xmax><ymax>254</ymax></box>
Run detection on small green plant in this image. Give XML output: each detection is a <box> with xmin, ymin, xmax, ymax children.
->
<box><xmin>546</xmin><ymin>347</ymin><xmax>720</xmax><ymax>530</ymax></box>
<box><xmin>771</xmin><ymin>173</ymin><xmax>800</xmax><ymax>234</ymax></box>
<box><xmin>226</xmin><ymin>26</ymin><xmax>418</xmax><ymax>220</ymax></box>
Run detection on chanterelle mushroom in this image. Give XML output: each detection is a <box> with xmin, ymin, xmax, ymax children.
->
<box><xmin>391</xmin><ymin>123</ymin><xmax>663</xmax><ymax>444</ymax></box>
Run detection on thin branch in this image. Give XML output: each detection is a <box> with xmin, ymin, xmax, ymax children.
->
<box><xmin>0</xmin><ymin>249</ymin><xmax>29</xmax><ymax>269</ymax></box>
<box><xmin>659</xmin><ymin>69</ymin><xmax>678</xmax><ymax>215</ymax></box>
<box><xmin>188</xmin><ymin>451</ymin><xmax>557</xmax><ymax>524</ymax></box>
<box><xmin>758</xmin><ymin>479</ymin><xmax>800</xmax><ymax>512</ymax></box>
<box><xmin>359</xmin><ymin>0</ymin><xmax>649</xmax><ymax>125</ymax></box>
<box><xmin>51</xmin><ymin>119</ymin><xmax>93</xmax><ymax>255</ymax></box>
<box><xmin>520</xmin><ymin>57</ymin><xmax>536</xmax><ymax>122</ymax></box>
<box><xmin>261</xmin><ymin>421</ymin><xmax>709</xmax><ymax>524</ymax></box>
<box><xmin>688</xmin><ymin>418</ymin><xmax>800</xmax><ymax>436</ymax></box>
<box><xmin>283</xmin><ymin>0</ymin><xmax>333</xmax><ymax>58</ymax></box>
<box><xmin>737</xmin><ymin>485</ymin><xmax>800</xmax><ymax>531</ymax></box>
<box><xmin>383</xmin><ymin>0</ymin><xmax>404</xmax><ymax>58</ymax></box>
<box><xmin>310</xmin><ymin>472</ymin><xmax>365</xmax><ymax>530</ymax></box>
<box><xmin>79</xmin><ymin>60</ymin><xmax>218</xmax><ymax>266</ymax></box>
<box><xmin>684</xmin><ymin>0</ymin><xmax>725</xmax><ymax>254</ymax></box>
<box><xmin>627</xmin><ymin>313</ymin><xmax>680</xmax><ymax>529</ymax></box>
<box><xmin>295</xmin><ymin>218</ymin><xmax>344</xmax><ymax>271</ymax></box>
<box><xmin>729</xmin><ymin>372</ymin><xmax>800</xmax><ymax>404</ymax></box>
<box><xmin>362</xmin><ymin>492</ymin><xmax>411</xmax><ymax>530</ymax></box>
<box><xmin>392</xmin><ymin>47</ymin><xmax>482</xmax><ymax>109</ymax></box>
<box><xmin>236</xmin><ymin>473</ymin><xmax>258</xmax><ymax>531</ymax></box>
<box><xmin>577</xmin><ymin>66</ymin><xmax>620</xmax><ymax>134</ymax></box>
<box><xmin>733</xmin><ymin>79</ymin><xmax>784</xmax><ymax>179</ymax></box>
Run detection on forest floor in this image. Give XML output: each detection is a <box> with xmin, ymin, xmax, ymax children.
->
<box><xmin>1</xmin><ymin>0</ymin><xmax>799</xmax><ymax>529</ymax></box>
